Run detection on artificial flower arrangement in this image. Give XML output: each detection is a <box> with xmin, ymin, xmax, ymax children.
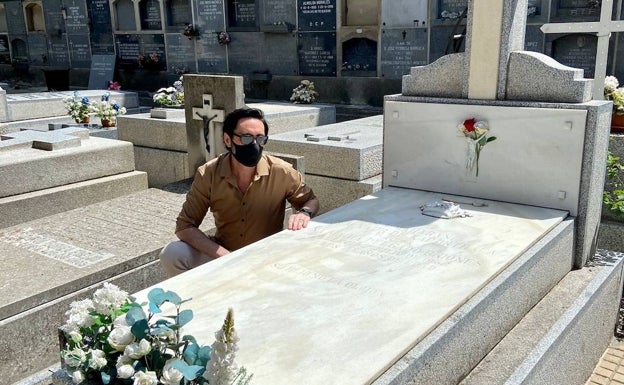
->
<box><xmin>94</xmin><ymin>92</ymin><xmax>127</xmax><ymax>126</ymax></box>
<box><xmin>290</xmin><ymin>80</ymin><xmax>318</xmax><ymax>104</ymax></box>
<box><xmin>457</xmin><ymin>118</ymin><xmax>497</xmax><ymax>177</ymax></box>
<box><xmin>604</xmin><ymin>75</ymin><xmax>624</xmax><ymax>117</ymax></box>
<box><xmin>59</xmin><ymin>282</ymin><xmax>253</xmax><ymax>385</ymax></box>
<box><xmin>138</xmin><ymin>52</ymin><xmax>161</xmax><ymax>70</ymax></box>
<box><xmin>183</xmin><ymin>23</ymin><xmax>200</xmax><ymax>40</ymax></box>
<box><xmin>107</xmin><ymin>81</ymin><xmax>121</xmax><ymax>91</ymax></box>
<box><xmin>217</xmin><ymin>31</ymin><xmax>231</xmax><ymax>46</ymax></box>
<box><xmin>153</xmin><ymin>76</ymin><xmax>185</xmax><ymax>106</ymax></box>
<box><xmin>64</xmin><ymin>91</ymin><xmax>95</xmax><ymax>123</ymax></box>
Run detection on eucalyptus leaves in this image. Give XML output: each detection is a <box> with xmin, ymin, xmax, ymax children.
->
<box><xmin>60</xmin><ymin>283</ymin><xmax>251</xmax><ymax>385</ymax></box>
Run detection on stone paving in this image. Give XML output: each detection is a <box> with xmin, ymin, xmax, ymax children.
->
<box><xmin>587</xmin><ymin>339</ymin><xmax>624</xmax><ymax>385</ymax></box>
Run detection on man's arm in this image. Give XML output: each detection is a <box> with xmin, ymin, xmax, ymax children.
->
<box><xmin>176</xmin><ymin>227</ymin><xmax>230</xmax><ymax>259</ymax></box>
<box><xmin>287</xmin><ymin>197</ymin><xmax>319</xmax><ymax>231</ymax></box>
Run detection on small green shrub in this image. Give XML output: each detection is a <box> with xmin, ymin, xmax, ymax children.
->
<box><xmin>604</xmin><ymin>150</ymin><xmax>624</xmax><ymax>216</ymax></box>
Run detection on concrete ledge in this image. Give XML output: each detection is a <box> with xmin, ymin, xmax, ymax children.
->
<box><xmin>134</xmin><ymin>146</ymin><xmax>190</xmax><ymax>188</ymax></box>
<box><xmin>0</xmin><ymin>171</ymin><xmax>148</xmax><ymax>229</ymax></box>
<box><xmin>118</xmin><ymin>113</ymin><xmax>187</xmax><ymax>151</ymax></box>
<box><xmin>0</xmin><ymin>137</ymin><xmax>136</xmax><ymax>197</ymax></box>
<box><xmin>5</xmin><ymin>91</ymin><xmax>139</xmax><ymax>122</ymax></box>
<box><xmin>264</xmin><ymin>115</ymin><xmax>383</xmax><ymax>181</ymax></box>
<box><xmin>373</xmin><ymin>219</ymin><xmax>574</xmax><ymax>385</ymax></box>
<box><xmin>247</xmin><ymin>101</ymin><xmax>336</xmax><ymax>135</ymax></box>
<box><xmin>306</xmin><ymin>174</ymin><xmax>382</xmax><ymax>215</ymax></box>
<box><xmin>462</xmin><ymin>249</ymin><xmax>623</xmax><ymax>385</ymax></box>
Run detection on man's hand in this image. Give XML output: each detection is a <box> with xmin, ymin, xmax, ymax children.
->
<box><xmin>288</xmin><ymin>211</ymin><xmax>311</xmax><ymax>230</ymax></box>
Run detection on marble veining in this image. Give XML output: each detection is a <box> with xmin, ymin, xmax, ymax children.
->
<box><xmin>133</xmin><ymin>187</ymin><xmax>567</xmax><ymax>385</ymax></box>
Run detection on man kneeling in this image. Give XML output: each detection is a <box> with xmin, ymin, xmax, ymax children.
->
<box><xmin>160</xmin><ymin>107</ymin><xmax>319</xmax><ymax>277</ymax></box>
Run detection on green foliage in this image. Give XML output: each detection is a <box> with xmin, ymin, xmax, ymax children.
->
<box><xmin>604</xmin><ymin>150</ymin><xmax>624</xmax><ymax>216</ymax></box>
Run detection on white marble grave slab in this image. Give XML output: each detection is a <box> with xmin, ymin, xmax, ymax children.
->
<box><xmin>384</xmin><ymin>102</ymin><xmax>587</xmax><ymax>215</ymax></box>
<box><xmin>134</xmin><ymin>187</ymin><xmax>567</xmax><ymax>385</ymax></box>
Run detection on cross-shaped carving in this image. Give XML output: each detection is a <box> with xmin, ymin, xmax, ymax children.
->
<box><xmin>0</xmin><ymin>127</ymin><xmax>87</xmax><ymax>152</ymax></box>
<box><xmin>192</xmin><ymin>94</ymin><xmax>225</xmax><ymax>159</ymax></box>
<box><xmin>540</xmin><ymin>0</ymin><xmax>624</xmax><ymax>100</ymax></box>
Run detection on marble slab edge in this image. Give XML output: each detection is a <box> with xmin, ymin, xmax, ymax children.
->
<box><xmin>372</xmin><ymin>218</ymin><xmax>575</xmax><ymax>385</ymax></box>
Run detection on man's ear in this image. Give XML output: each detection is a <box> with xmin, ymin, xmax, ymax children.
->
<box><xmin>223</xmin><ymin>132</ymin><xmax>231</xmax><ymax>149</ymax></box>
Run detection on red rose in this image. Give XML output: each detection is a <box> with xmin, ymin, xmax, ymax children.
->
<box><xmin>464</xmin><ymin>118</ymin><xmax>476</xmax><ymax>132</ymax></box>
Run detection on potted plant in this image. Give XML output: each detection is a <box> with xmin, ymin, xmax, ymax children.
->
<box><xmin>63</xmin><ymin>91</ymin><xmax>95</xmax><ymax>124</ymax></box>
<box><xmin>604</xmin><ymin>75</ymin><xmax>624</xmax><ymax>133</ymax></box>
<box><xmin>94</xmin><ymin>92</ymin><xmax>127</xmax><ymax>127</ymax></box>
<box><xmin>153</xmin><ymin>76</ymin><xmax>185</xmax><ymax>107</ymax></box>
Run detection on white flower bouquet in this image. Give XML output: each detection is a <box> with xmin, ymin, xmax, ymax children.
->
<box><xmin>290</xmin><ymin>80</ymin><xmax>318</xmax><ymax>104</ymax></box>
<box><xmin>59</xmin><ymin>283</ymin><xmax>252</xmax><ymax>385</ymax></box>
<box><xmin>94</xmin><ymin>93</ymin><xmax>127</xmax><ymax>121</ymax></box>
<box><xmin>605</xmin><ymin>75</ymin><xmax>624</xmax><ymax>116</ymax></box>
<box><xmin>153</xmin><ymin>76</ymin><xmax>185</xmax><ymax>106</ymax></box>
<box><xmin>64</xmin><ymin>91</ymin><xmax>95</xmax><ymax>123</ymax></box>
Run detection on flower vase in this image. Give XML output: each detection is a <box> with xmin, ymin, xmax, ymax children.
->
<box><xmin>101</xmin><ymin>118</ymin><xmax>116</xmax><ymax>128</ymax></box>
<box><xmin>612</xmin><ymin>114</ymin><xmax>624</xmax><ymax>134</ymax></box>
<box><xmin>464</xmin><ymin>138</ymin><xmax>479</xmax><ymax>182</ymax></box>
<box><xmin>78</xmin><ymin>116</ymin><xmax>90</xmax><ymax>124</ymax></box>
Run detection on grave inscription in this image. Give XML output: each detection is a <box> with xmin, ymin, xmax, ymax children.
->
<box><xmin>298</xmin><ymin>32</ymin><xmax>337</xmax><ymax>76</ymax></box>
<box><xmin>297</xmin><ymin>0</ymin><xmax>336</xmax><ymax>31</ymax></box>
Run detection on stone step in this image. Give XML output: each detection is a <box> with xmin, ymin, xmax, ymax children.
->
<box><xmin>460</xmin><ymin>249</ymin><xmax>624</xmax><ymax>385</ymax></box>
<box><xmin>0</xmin><ymin>171</ymin><xmax>147</xmax><ymax>228</ymax></box>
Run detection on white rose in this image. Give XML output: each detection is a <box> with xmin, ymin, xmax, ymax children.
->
<box><xmin>88</xmin><ymin>349</ymin><xmax>107</xmax><ymax>370</ymax></box>
<box><xmin>71</xmin><ymin>370</ymin><xmax>85</xmax><ymax>384</ymax></box>
<box><xmin>124</xmin><ymin>338</ymin><xmax>151</xmax><ymax>359</ymax></box>
<box><xmin>605</xmin><ymin>75</ymin><xmax>620</xmax><ymax>91</ymax></box>
<box><xmin>133</xmin><ymin>370</ymin><xmax>158</xmax><ymax>385</ymax></box>
<box><xmin>64</xmin><ymin>348</ymin><xmax>87</xmax><ymax>368</ymax></box>
<box><xmin>113</xmin><ymin>313</ymin><xmax>129</xmax><ymax>327</ymax></box>
<box><xmin>117</xmin><ymin>364</ymin><xmax>136</xmax><ymax>379</ymax></box>
<box><xmin>161</xmin><ymin>359</ymin><xmax>185</xmax><ymax>385</ymax></box>
<box><xmin>107</xmin><ymin>326</ymin><xmax>135</xmax><ymax>351</ymax></box>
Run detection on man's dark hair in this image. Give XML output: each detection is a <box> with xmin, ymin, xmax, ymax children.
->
<box><xmin>222</xmin><ymin>107</ymin><xmax>269</xmax><ymax>136</ymax></box>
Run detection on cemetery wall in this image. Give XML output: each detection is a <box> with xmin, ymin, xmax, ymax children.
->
<box><xmin>0</xmin><ymin>0</ymin><xmax>621</xmax><ymax>105</ymax></box>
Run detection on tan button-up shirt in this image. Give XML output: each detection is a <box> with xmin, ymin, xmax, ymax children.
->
<box><xmin>176</xmin><ymin>153</ymin><xmax>316</xmax><ymax>251</ymax></box>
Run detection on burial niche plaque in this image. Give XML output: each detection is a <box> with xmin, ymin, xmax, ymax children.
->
<box><xmin>140</xmin><ymin>0</ymin><xmax>163</xmax><ymax>30</ymax></box>
<box><xmin>298</xmin><ymin>32</ymin><xmax>336</xmax><ymax>76</ymax></box>
<box><xmin>551</xmin><ymin>33</ymin><xmax>597</xmax><ymax>78</ymax></box>
<box><xmin>381</xmin><ymin>28</ymin><xmax>428</xmax><ymax>78</ymax></box>
<box><xmin>88</xmin><ymin>54</ymin><xmax>116</xmax><ymax>89</ymax></box>
<box><xmin>227</xmin><ymin>0</ymin><xmax>257</xmax><ymax>30</ymax></box>
<box><xmin>196</xmin><ymin>0</ymin><xmax>225</xmax><ymax>29</ymax></box>
<box><xmin>298</xmin><ymin>0</ymin><xmax>336</xmax><ymax>31</ymax></box>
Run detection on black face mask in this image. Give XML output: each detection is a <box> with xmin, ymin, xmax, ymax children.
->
<box><xmin>231</xmin><ymin>141</ymin><xmax>263</xmax><ymax>167</ymax></box>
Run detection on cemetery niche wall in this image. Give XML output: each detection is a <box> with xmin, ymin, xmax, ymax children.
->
<box><xmin>0</xmin><ymin>0</ymin><xmax>621</xmax><ymax>106</ymax></box>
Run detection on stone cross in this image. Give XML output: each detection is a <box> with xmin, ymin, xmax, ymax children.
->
<box><xmin>192</xmin><ymin>94</ymin><xmax>225</xmax><ymax>160</ymax></box>
<box><xmin>0</xmin><ymin>127</ymin><xmax>88</xmax><ymax>151</ymax></box>
<box><xmin>465</xmin><ymin>0</ymin><xmax>528</xmax><ymax>100</ymax></box>
<box><xmin>540</xmin><ymin>0</ymin><xmax>624</xmax><ymax>100</ymax></box>
<box><xmin>183</xmin><ymin>75</ymin><xmax>245</xmax><ymax>172</ymax></box>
